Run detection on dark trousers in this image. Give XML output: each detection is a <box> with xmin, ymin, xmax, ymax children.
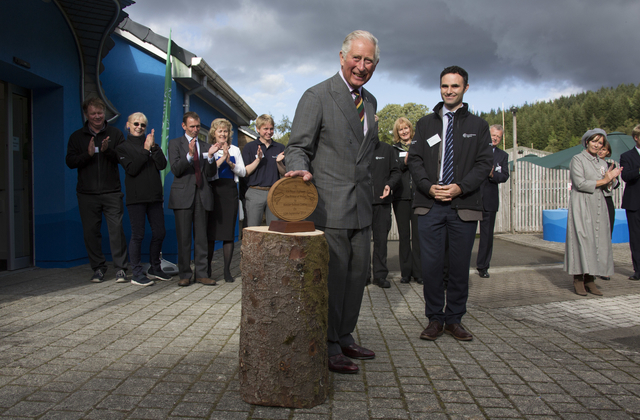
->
<box><xmin>392</xmin><ymin>200</ymin><xmax>421</xmax><ymax>279</ymax></box>
<box><xmin>320</xmin><ymin>226</ymin><xmax>370</xmax><ymax>357</ymax></box>
<box><xmin>627</xmin><ymin>209</ymin><xmax>640</xmax><ymax>273</ymax></box>
<box><xmin>127</xmin><ymin>202</ymin><xmax>166</xmax><ymax>279</ymax></box>
<box><xmin>476</xmin><ymin>210</ymin><xmax>497</xmax><ymax>270</ymax></box>
<box><xmin>418</xmin><ymin>202</ymin><xmax>477</xmax><ymax>324</ymax></box>
<box><xmin>77</xmin><ymin>192</ymin><xmax>128</xmax><ymax>273</ymax></box>
<box><xmin>371</xmin><ymin>204</ymin><xmax>392</xmax><ymax>279</ymax></box>
<box><xmin>173</xmin><ymin>189</ymin><xmax>209</xmax><ymax>280</ymax></box>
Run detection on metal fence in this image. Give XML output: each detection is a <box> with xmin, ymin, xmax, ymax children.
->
<box><xmin>388</xmin><ymin>159</ymin><xmax>624</xmax><ymax>238</ymax></box>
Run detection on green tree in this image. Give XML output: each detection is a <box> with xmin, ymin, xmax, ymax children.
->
<box><xmin>274</xmin><ymin>115</ymin><xmax>292</xmax><ymax>145</ymax></box>
<box><xmin>377</xmin><ymin>103</ymin><xmax>429</xmax><ymax>144</ymax></box>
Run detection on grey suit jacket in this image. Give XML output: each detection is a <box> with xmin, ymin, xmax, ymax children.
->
<box><xmin>285</xmin><ymin>72</ymin><xmax>378</xmax><ymax>229</ymax></box>
<box><xmin>167</xmin><ymin>135</ymin><xmax>216</xmax><ymax>211</ymax></box>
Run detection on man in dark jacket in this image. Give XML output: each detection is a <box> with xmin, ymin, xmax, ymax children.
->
<box><xmin>407</xmin><ymin>66</ymin><xmax>492</xmax><ymax>342</ymax></box>
<box><xmin>65</xmin><ymin>97</ymin><xmax>128</xmax><ymax>283</ymax></box>
<box><xmin>476</xmin><ymin>125</ymin><xmax>510</xmax><ymax>278</ymax></box>
<box><xmin>621</xmin><ymin>124</ymin><xmax>640</xmax><ymax>280</ymax></box>
<box><xmin>116</xmin><ymin>112</ymin><xmax>169</xmax><ymax>286</ymax></box>
<box><xmin>370</xmin><ymin>141</ymin><xmax>401</xmax><ymax>288</ymax></box>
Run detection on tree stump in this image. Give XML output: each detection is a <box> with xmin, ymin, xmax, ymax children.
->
<box><xmin>240</xmin><ymin>226</ymin><xmax>329</xmax><ymax>408</ymax></box>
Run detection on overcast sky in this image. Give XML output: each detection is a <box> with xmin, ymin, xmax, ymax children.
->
<box><xmin>125</xmin><ymin>0</ymin><xmax>640</xmax><ymax>123</ymax></box>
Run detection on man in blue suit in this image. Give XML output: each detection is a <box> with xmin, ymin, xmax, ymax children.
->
<box><xmin>621</xmin><ymin>124</ymin><xmax>640</xmax><ymax>280</ymax></box>
<box><xmin>476</xmin><ymin>125</ymin><xmax>510</xmax><ymax>278</ymax></box>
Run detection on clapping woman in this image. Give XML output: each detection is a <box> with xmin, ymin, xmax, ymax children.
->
<box><xmin>206</xmin><ymin>118</ymin><xmax>246</xmax><ymax>282</ymax></box>
<box><xmin>116</xmin><ymin>112</ymin><xmax>169</xmax><ymax>286</ymax></box>
<box><xmin>565</xmin><ymin>129</ymin><xmax>622</xmax><ymax>296</ymax></box>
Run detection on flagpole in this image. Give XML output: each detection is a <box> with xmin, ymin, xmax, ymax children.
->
<box><xmin>160</xmin><ymin>29</ymin><xmax>172</xmax><ymax>187</ymax></box>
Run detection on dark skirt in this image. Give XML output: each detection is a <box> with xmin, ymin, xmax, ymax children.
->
<box><xmin>207</xmin><ymin>178</ymin><xmax>239</xmax><ymax>241</ymax></box>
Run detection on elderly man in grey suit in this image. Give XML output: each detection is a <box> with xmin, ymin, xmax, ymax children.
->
<box><xmin>168</xmin><ymin>112</ymin><xmax>219</xmax><ymax>287</ymax></box>
<box><xmin>285</xmin><ymin>30</ymin><xmax>389</xmax><ymax>374</ymax></box>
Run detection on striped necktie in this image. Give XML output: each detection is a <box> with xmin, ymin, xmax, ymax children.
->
<box><xmin>441</xmin><ymin>112</ymin><xmax>455</xmax><ymax>185</ymax></box>
<box><xmin>353</xmin><ymin>90</ymin><xmax>364</xmax><ymax>128</ymax></box>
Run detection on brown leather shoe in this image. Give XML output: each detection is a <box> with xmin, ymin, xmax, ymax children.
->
<box><xmin>178</xmin><ymin>278</ymin><xmax>190</xmax><ymax>287</ymax></box>
<box><xmin>419</xmin><ymin>320</ymin><xmax>444</xmax><ymax>341</ymax></box>
<box><xmin>444</xmin><ymin>323</ymin><xmax>473</xmax><ymax>341</ymax></box>
<box><xmin>573</xmin><ymin>276</ymin><xmax>587</xmax><ymax>296</ymax></box>
<box><xmin>328</xmin><ymin>354</ymin><xmax>359</xmax><ymax>374</ymax></box>
<box><xmin>196</xmin><ymin>277</ymin><xmax>217</xmax><ymax>286</ymax></box>
<box><xmin>341</xmin><ymin>343</ymin><xmax>375</xmax><ymax>360</ymax></box>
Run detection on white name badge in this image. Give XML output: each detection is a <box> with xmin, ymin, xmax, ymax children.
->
<box><xmin>399</xmin><ymin>151</ymin><xmax>407</xmax><ymax>158</ymax></box>
<box><xmin>427</xmin><ymin>134</ymin><xmax>441</xmax><ymax>147</ymax></box>
<box><xmin>95</xmin><ymin>147</ymin><xmax>100</xmax><ymax>153</ymax></box>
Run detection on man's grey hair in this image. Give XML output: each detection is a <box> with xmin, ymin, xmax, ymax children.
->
<box><xmin>490</xmin><ymin>124</ymin><xmax>504</xmax><ymax>133</ymax></box>
<box><xmin>341</xmin><ymin>30</ymin><xmax>380</xmax><ymax>64</ymax></box>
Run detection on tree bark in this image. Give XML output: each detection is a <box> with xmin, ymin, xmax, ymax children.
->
<box><xmin>239</xmin><ymin>226</ymin><xmax>329</xmax><ymax>408</ymax></box>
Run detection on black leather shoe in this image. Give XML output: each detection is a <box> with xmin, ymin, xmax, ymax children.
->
<box><xmin>444</xmin><ymin>323</ymin><xmax>473</xmax><ymax>341</ymax></box>
<box><xmin>341</xmin><ymin>343</ymin><xmax>375</xmax><ymax>360</ymax></box>
<box><xmin>478</xmin><ymin>269</ymin><xmax>490</xmax><ymax>278</ymax></box>
<box><xmin>328</xmin><ymin>354</ymin><xmax>359</xmax><ymax>374</ymax></box>
<box><xmin>373</xmin><ymin>278</ymin><xmax>390</xmax><ymax>288</ymax></box>
<box><xmin>600</xmin><ymin>276</ymin><xmax>610</xmax><ymax>280</ymax></box>
<box><xmin>400</xmin><ymin>277</ymin><xmax>411</xmax><ymax>283</ymax></box>
<box><xmin>415</xmin><ymin>277</ymin><xmax>424</xmax><ymax>285</ymax></box>
<box><xmin>420</xmin><ymin>320</ymin><xmax>444</xmax><ymax>341</ymax></box>
<box><xmin>630</xmin><ymin>273</ymin><xmax>640</xmax><ymax>281</ymax></box>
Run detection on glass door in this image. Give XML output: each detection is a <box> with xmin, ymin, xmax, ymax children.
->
<box><xmin>0</xmin><ymin>81</ymin><xmax>33</xmax><ymax>271</ymax></box>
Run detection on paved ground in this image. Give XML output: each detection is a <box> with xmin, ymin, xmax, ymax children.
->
<box><xmin>1</xmin><ymin>234</ymin><xmax>640</xmax><ymax>419</ymax></box>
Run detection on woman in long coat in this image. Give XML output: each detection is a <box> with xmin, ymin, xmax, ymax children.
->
<box><xmin>564</xmin><ymin>129</ymin><xmax>622</xmax><ymax>296</ymax></box>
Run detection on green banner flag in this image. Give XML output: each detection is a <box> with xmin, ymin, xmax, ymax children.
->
<box><xmin>160</xmin><ymin>29</ymin><xmax>172</xmax><ymax>187</ymax></box>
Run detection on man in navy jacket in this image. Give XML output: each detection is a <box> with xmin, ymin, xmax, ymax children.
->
<box><xmin>476</xmin><ymin>125</ymin><xmax>510</xmax><ymax>278</ymax></box>
<box><xmin>408</xmin><ymin>66</ymin><xmax>492</xmax><ymax>342</ymax></box>
<box><xmin>621</xmin><ymin>124</ymin><xmax>640</xmax><ymax>280</ymax></box>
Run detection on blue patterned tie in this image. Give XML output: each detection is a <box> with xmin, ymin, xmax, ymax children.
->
<box><xmin>441</xmin><ymin>112</ymin><xmax>455</xmax><ymax>185</ymax></box>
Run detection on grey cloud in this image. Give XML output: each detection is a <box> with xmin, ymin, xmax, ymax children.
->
<box><xmin>126</xmin><ymin>0</ymin><xmax>640</xmax><ymax>96</ymax></box>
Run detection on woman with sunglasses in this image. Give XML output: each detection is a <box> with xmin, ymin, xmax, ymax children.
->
<box><xmin>116</xmin><ymin>112</ymin><xmax>170</xmax><ymax>286</ymax></box>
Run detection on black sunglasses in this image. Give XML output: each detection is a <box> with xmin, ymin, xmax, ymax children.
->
<box><xmin>133</xmin><ymin>122</ymin><xmax>147</xmax><ymax>128</ymax></box>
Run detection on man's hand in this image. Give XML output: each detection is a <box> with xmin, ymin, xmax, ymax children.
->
<box><xmin>256</xmin><ymin>146</ymin><xmax>264</xmax><ymax>161</ymax></box>
<box><xmin>208</xmin><ymin>142</ymin><xmax>221</xmax><ymax>159</ymax></box>
<box><xmin>88</xmin><ymin>137</ymin><xmax>95</xmax><ymax>156</ymax></box>
<box><xmin>188</xmin><ymin>138</ymin><xmax>196</xmax><ymax>157</ymax></box>
<box><xmin>430</xmin><ymin>184</ymin><xmax>462</xmax><ymax>201</ymax></box>
<box><xmin>101</xmin><ymin>136</ymin><xmax>109</xmax><ymax>152</ymax></box>
<box><xmin>489</xmin><ymin>166</ymin><xmax>494</xmax><ymax>178</ymax></box>
<box><xmin>285</xmin><ymin>170</ymin><xmax>313</xmax><ymax>182</ymax></box>
<box><xmin>144</xmin><ymin>130</ymin><xmax>155</xmax><ymax>151</ymax></box>
<box><xmin>380</xmin><ymin>185</ymin><xmax>391</xmax><ymax>199</ymax></box>
<box><xmin>276</xmin><ymin>151</ymin><xmax>285</xmax><ymax>162</ymax></box>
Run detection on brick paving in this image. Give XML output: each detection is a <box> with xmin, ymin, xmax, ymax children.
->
<box><xmin>0</xmin><ymin>234</ymin><xmax>639</xmax><ymax>419</ymax></box>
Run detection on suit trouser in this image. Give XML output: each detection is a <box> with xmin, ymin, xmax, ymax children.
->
<box><xmin>627</xmin><ymin>209</ymin><xmax>640</xmax><ymax>273</ymax></box>
<box><xmin>127</xmin><ymin>202</ymin><xmax>166</xmax><ymax>280</ymax></box>
<box><xmin>371</xmin><ymin>204</ymin><xmax>392</xmax><ymax>279</ymax></box>
<box><xmin>173</xmin><ymin>189</ymin><xmax>208</xmax><ymax>280</ymax></box>
<box><xmin>392</xmin><ymin>200</ymin><xmax>421</xmax><ymax>279</ymax></box>
<box><xmin>77</xmin><ymin>192</ymin><xmax>128</xmax><ymax>273</ymax></box>
<box><xmin>476</xmin><ymin>210</ymin><xmax>497</xmax><ymax>270</ymax></box>
<box><xmin>418</xmin><ymin>202</ymin><xmax>477</xmax><ymax>324</ymax></box>
<box><xmin>320</xmin><ymin>226</ymin><xmax>371</xmax><ymax>357</ymax></box>
<box><xmin>245</xmin><ymin>188</ymin><xmax>277</xmax><ymax>227</ymax></box>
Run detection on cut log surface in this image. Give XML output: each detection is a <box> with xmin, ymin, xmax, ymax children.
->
<box><xmin>240</xmin><ymin>226</ymin><xmax>329</xmax><ymax>408</ymax></box>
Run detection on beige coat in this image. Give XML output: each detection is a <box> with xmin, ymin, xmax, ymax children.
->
<box><xmin>564</xmin><ymin>150</ymin><xmax>613</xmax><ymax>276</ymax></box>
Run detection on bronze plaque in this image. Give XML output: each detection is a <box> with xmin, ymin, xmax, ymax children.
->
<box><xmin>267</xmin><ymin>177</ymin><xmax>318</xmax><ymax>222</ymax></box>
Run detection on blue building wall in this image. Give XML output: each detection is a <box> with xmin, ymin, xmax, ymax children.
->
<box><xmin>0</xmin><ymin>0</ymin><xmax>85</xmax><ymax>267</ymax></box>
<box><xmin>1</xmin><ymin>2</ymin><xmax>244</xmax><ymax>268</ymax></box>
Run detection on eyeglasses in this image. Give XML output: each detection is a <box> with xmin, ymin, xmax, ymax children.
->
<box><xmin>133</xmin><ymin>122</ymin><xmax>147</xmax><ymax>128</ymax></box>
